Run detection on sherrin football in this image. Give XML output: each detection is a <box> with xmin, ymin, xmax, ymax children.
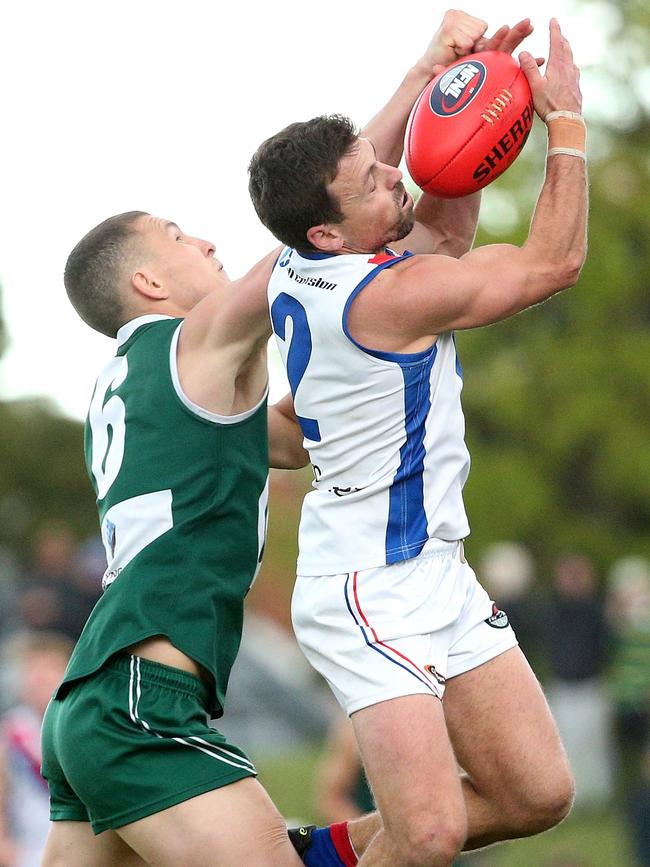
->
<box><xmin>405</xmin><ymin>50</ymin><xmax>534</xmax><ymax>198</ymax></box>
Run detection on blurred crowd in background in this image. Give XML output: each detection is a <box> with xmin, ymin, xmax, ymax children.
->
<box><xmin>0</xmin><ymin>518</ymin><xmax>648</xmax><ymax>866</ymax></box>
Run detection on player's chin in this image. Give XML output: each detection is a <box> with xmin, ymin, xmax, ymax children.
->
<box><xmin>394</xmin><ymin>210</ymin><xmax>415</xmax><ymax>242</ymax></box>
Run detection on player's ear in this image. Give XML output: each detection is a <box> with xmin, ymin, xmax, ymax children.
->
<box><xmin>306</xmin><ymin>224</ymin><xmax>344</xmax><ymax>253</ymax></box>
<box><xmin>131</xmin><ymin>269</ymin><xmax>168</xmax><ymax>301</ymax></box>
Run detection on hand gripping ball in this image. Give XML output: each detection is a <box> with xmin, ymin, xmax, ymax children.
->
<box><xmin>405</xmin><ymin>51</ymin><xmax>534</xmax><ymax>198</ymax></box>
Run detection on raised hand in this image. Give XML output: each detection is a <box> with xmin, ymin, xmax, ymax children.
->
<box><xmin>519</xmin><ymin>19</ymin><xmax>582</xmax><ymax>120</ymax></box>
<box><xmin>421</xmin><ymin>11</ymin><xmax>542</xmax><ymax>78</ymax></box>
<box><xmin>474</xmin><ymin>19</ymin><xmax>534</xmax><ymax>56</ymax></box>
<box><xmin>418</xmin><ymin>9</ymin><xmax>488</xmax><ymax>73</ymax></box>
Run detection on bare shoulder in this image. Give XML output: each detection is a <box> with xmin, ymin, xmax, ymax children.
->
<box><xmin>388</xmin><ymin>251</ymin><xmax>462</xmax><ymax>283</ymax></box>
<box><xmin>352</xmin><ymin>252</ymin><xmax>462</xmax><ymax>317</ymax></box>
<box><xmin>346</xmin><ymin>253</ymin><xmax>458</xmax><ymax>353</ymax></box>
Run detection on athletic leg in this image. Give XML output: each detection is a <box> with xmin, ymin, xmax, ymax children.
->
<box><xmin>443</xmin><ymin>646</ymin><xmax>574</xmax><ymax>849</ymax></box>
<box><xmin>115</xmin><ymin>777</ymin><xmax>302</xmax><ymax>867</ymax></box>
<box><xmin>41</xmin><ymin>821</ymin><xmax>148</xmax><ymax>867</ymax></box>
<box><xmin>294</xmin><ymin>558</ymin><xmax>571</xmax><ymax>862</ymax></box>
<box><xmin>352</xmin><ymin>694</ymin><xmax>467</xmax><ymax>866</ymax></box>
<box><xmin>312</xmin><ymin>653</ymin><xmax>572</xmax><ymax>862</ymax></box>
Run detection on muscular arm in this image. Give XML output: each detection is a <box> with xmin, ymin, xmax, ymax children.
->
<box><xmin>350</xmin><ymin>21</ymin><xmax>587</xmax><ymax>348</ymax></box>
<box><xmin>394</xmin><ymin>151</ymin><xmax>587</xmax><ymax>335</ymax></box>
<box><xmin>268</xmin><ymin>393</ymin><xmax>309</xmax><ymax>470</ymax></box>
<box><xmin>398</xmin><ymin>191</ymin><xmax>482</xmax><ymax>258</ymax></box>
<box><xmin>177</xmin><ymin>248</ymin><xmax>282</xmax><ymax>416</ymax></box>
<box><xmin>361</xmin><ymin>63</ymin><xmax>442</xmax><ymax>170</ymax></box>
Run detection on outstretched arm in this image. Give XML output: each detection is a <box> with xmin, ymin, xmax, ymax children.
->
<box><xmin>370</xmin><ymin>20</ymin><xmax>587</xmax><ymax>340</ymax></box>
<box><xmin>361</xmin><ymin>10</ymin><xmax>491</xmax><ymax>167</ymax></box>
<box><xmin>177</xmin><ymin>248</ymin><xmax>281</xmax><ymax>417</ymax></box>
<box><xmin>315</xmin><ymin>717</ymin><xmax>368</xmax><ymax>823</ymax></box>
<box><xmin>402</xmin><ymin>18</ymin><xmax>543</xmax><ymax>258</ymax></box>
<box><xmin>360</xmin><ymin>10</ymin><xmax>538</xmax><ymax>258</ymax></box>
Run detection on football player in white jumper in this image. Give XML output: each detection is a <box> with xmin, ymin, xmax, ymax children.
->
<box><xmin>249</xmin><ymin>17</ymin><xmax>587</xmax><ymax>867</ymax></box>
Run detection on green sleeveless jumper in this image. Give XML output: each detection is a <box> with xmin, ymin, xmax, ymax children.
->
<box><xmin>56</xmin><ymin>316</ymin><xmax>269</xmax><ymax>717</ymax></box>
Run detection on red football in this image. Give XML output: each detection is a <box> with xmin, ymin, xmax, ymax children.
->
<box><xmin>405</xmin><ymin>51</ymin><xmax>534</xmax><ymax>198</ymax></box>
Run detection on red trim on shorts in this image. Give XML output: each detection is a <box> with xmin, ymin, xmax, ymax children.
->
<box><xmin>352</xmin><ymin>572</ymin><xmax>435</xmax><ymax>688</ymax></box>
<box><xmin>330</xmin><ymin>821</ymin><xmax>358</xmax><ymax>866</ymax></box>
<box><xmin>352</xmin><ymin>572</ymin><xmax>379</xmax><ymax>641</ymax></box>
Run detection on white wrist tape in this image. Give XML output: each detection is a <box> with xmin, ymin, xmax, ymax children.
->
<box><xmin>548</xmin><ymin>147</ymin><xmax>587</xmax><ymax>160</ymax></box>
<box><xmin>545</xmin><ymin>110</ymin><xmax>585</xmax><ymax>124</ymax></box>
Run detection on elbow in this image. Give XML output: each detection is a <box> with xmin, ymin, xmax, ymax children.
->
<box><xmin>294</xmin><ymin>449</ymin><xmax>311</xmax><ymax>470</ymax></box>
<box><xmin>557</xmin><ymin>254</ymin><xmax>585</xmax><ymax>291</ymax></box>
<box><xmin>442</xmin><ymin>237</ymin><xmax>474</xmax><ymax>259</ymax></box>
<box><xmin>271</xmin><ymin>447</ymin><xmax>310</xmax><ymax>471</ymax></box>
<box><xmin>434</xmin><ymin>228</ymin><xmax>476</xmax><ymax>259</ymax></box>
<box><xmin>549</xmin><ymin>246</ymin><xmax>586</xmax><ymax>292</ymax></box>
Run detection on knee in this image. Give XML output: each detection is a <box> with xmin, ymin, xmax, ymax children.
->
<box><xmin>508</xmin><ymin>765</ymin><xmax>575</xmax><ymax>836</ymax></box>
<box><xmin>393</xmin><ymin>815</ymin><xmax>467</xmax><ymax>866</ymax></box>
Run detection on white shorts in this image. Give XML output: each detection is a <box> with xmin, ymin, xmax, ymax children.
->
<box><xmin>292</xmin><ymin>539</ymin><xmax>518</xmax><ymax>715</ymax></box>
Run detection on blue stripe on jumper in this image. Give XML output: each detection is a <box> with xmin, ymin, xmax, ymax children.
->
<box><xmin>338</xmin><ymin>248</ymin><xmax>439</xmax><ymax>564</ymax></box>
<box><xmin>385</xmin><ymin>346</ymin><xmax>438</xmax><ymax>563</ymax></box>
<box><xmin>452</xmin><ymin>332</ymin><xmax>463</xmax><ymax>379</ymax></box>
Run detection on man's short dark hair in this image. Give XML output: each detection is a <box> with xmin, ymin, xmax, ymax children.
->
<box><xmin>248</xmin><ymin>115</ymin><xmax>357</xmax><ymax>252</ymax></box>
<box><xmin>64</xmin><ymin>211</ymin><xmax>147</xmax><ymax>338</ymax></box>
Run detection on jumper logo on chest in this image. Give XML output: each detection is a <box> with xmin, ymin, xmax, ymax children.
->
<box><xmin>286</xmin><ymin>267</ymin><xmax>336</xmax><ymax>291</ymax></box>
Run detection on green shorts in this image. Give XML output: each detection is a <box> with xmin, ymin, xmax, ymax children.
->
<box><xmin>41</xmin><ymin>654</ymin><xmax>256</xmax><ymax>834</ymax></box>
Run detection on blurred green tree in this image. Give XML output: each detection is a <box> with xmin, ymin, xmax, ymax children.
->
<box><xmin>0</xmin><ymin>397</ymin><xmax>96</xmax><ymax>562</ymax></box>
<box><xmin>0</xmin><ymin>284</ymin><xmax>95</xmax><ymax>561</ymax></box>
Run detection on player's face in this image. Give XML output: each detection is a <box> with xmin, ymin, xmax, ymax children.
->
<box><xmin>135</xmin><ymin>215</ymin><xmax>230</xmax><ymax>310</ymax></box>
<box><xmin>328</xmin><ymin>137</ymin><xmax>415</xmax><ymax>253</ymax></box>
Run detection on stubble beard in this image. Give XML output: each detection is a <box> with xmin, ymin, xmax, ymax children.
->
<box><xmin>388</xmin><ymin>184</ymin><xmax>415</xmax><ymax>243</ymax></box>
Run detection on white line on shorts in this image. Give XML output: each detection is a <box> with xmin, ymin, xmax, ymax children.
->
<box><xmin>127</xmin><ymin>656</ymin><xmax>256</xmax><ymax>775</ymax></box>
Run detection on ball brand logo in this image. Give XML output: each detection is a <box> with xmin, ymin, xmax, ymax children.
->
<box><xmin>429</xmin><ymin>60</ymin><xmax>487</xmax><ymax>117</ymax></box>
<box><xmin>472</xmin><ymin>100</ymin><xmax>534</xmax><ymax>182</ymax></box>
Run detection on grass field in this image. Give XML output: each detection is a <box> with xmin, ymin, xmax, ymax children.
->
<box><xmin>256</xmin><ymin>749</ymin><xmax>641</xmax><ymax>867</ymax></box>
